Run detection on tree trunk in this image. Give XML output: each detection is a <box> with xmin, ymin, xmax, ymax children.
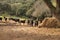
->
<box><xmin>44</xmin><ymin>0</ymin><xmax>60</xmax><ymax>22</ymax></box>
<box><xmin>44</xmin><ymin>0</ymin><xmax>56</xmax><ymax>14</ymax></box>
<box><xmin>55</xmin><ymin>0</ymin><xmax>60</xmax><ymax>21</ymax></box>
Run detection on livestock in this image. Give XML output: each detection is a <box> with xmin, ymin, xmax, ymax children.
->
<box><xmin>35</xmin><ymin>21</ymin><xmax>38</xmax><ymax>26</ymax></box>
<box><xmin>0</xmin><ymin>17</ymin><xmax>2</xmax><ymax>21</ymax></box>
<box><xmin>27</xmin><ymin>19</ymin><xmax>34</xmax><ymax>26</ymax></box>
<box><xmin>9</xmin><ymin>18</ymin><xmax>19</xmax><ymax>22</ymax></box>
<box><xmin>20</xmin><ymin>20</ymin><xmax>26</xmax><ymax>23</ymax></box>
<box><xmin>30</xmin><ymin>20</ymin><xmax>34</xmax><ymax>26</ymax></box>
<box><xmin>27</xmin><ymin>20</ymin><xmax>30</xmax><ymax>24</ymax></box>
<box><xmin>4</xmin><ymin>17</ymin><xmax>7</xmax><ymax>21</ymax></box>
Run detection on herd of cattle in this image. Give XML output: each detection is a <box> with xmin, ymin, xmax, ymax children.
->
<box><xmin>0</xmin><ymin>17</ymin><xmax>42</xmax><ymax>27</ymax></box>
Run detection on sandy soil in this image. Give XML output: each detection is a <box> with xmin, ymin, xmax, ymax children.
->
<box><xmin>0</xmin><ymin>25</ymin><xmax>60</xmax><ymax>40</ymax></box>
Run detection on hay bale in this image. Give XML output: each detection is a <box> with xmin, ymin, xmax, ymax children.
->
<box><xmin>39</xmin><ymin>17</ymin><xmax>60</xmax><ymax>28</ymax></box>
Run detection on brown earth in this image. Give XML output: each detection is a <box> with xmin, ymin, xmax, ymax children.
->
<box><xmin>0</xmin><ymin>25</ymin><xmax>60</xmax><ymax>40</ymax></box>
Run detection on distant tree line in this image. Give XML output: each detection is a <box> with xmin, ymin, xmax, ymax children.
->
<box><xmin>0</xmin><ymin>0</ymin><xmax>53</xmax><ymax>20</ymax></box>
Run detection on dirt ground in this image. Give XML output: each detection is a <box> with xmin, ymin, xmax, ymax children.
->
<box><xmin>0</xmin><ymin>25</ymin><xmax>60</xmax><ymax>40</ymax></box>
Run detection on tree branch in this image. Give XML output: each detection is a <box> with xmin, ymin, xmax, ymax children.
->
<box><xmin>44</xmin><ymin>0</ymin><xmax>56</xmax><ymax>12</ymax></box>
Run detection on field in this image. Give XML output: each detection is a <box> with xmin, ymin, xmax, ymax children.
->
<box><xmin>0</xmin><ymin>22</ymin><xmax>60</xmax><ymax>40</ymax></box>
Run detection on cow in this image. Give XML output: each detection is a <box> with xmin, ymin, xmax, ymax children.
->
<box><xmin>18</xmin><ymin>19</ymin><xmax>26</xmax><ymax>25</ymax></box>
<box><xmin>4</xmin><ymin>17</ymin><xmax>7</xmax><ymax>21</ymax></box>
<box><xmin>35</xmin><ymin>21</ymin><xmax>38</xmax><ymax>26</ymax></box>
<box><xmin>20</xmin><ymin>20</ymin><xmax>26</xmax><ymax>23</ymax></box>
<box><xmin>30</xmin><ymin>20</ymin><xmax>34</xmax><ymax>26</ymax></box>
<box><xmin>9</xmin><ymin>18</ymin><xmax>20</xmax><ymax>22</ymax></box>
<box><xmin>13</xmin><ymin>19</ymin><xmax>19</xmax><ymax>22</ymax></box>
<box><xmin>27</xmin><ymin>20</ymin><xmax>30</xmax><ymax>25</ymax></box>
<box><xmin>0</xmin><ymin>17</ymin><xmax>2</xmax><ymax>21</ymax></box>
<box><xmin>27</xmin><ymin>19</ymin><xmax>34</xmax><ymax>26</ymax></box>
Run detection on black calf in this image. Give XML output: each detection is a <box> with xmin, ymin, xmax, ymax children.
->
<box><xmin>35</xmin><ymin>21</ymin><xmax>38</xmax><ymax>26</ymax></box>
<box><xmin>27</xmin><ymin>20</ymin><xmax>30</xmax><ymax>24</ymax></box>
<box><xmin>27</xmin><ymin>20</ymin><xmax>34</xmax><ymax>26</ymax></box>
<box><xmin>30</xmin><ymin>20</ymin><xmax>34</xmax><ymax>26</ymax></box>
<box><xmin>4</xmin><ymin>17</ymin><xmax>7</xmax><ymax>21</ymax></box>
<box><xmin>13</xmin><ymin>19</ymin><xmax>19</xmax><ymax>22</ymax></box>
<box><xmin>20</xmin><ymin>20</ymin><xmax>25</xmax><ymax>23</ymax></box>
<box><xmin>9</xmin><ymin>18</ymin><xmax>19</xmax><ymax>22</ymax></box>
<box><xmin>0</xmin><ymin>17</ymin><xmax>2</xmax><ymax>21</ymax></box>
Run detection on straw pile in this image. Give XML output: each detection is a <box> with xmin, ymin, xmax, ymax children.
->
<box><xmin>39</xmin><ymin>17</ymin><xmax>60</xmax><ymax>28</ymax></box>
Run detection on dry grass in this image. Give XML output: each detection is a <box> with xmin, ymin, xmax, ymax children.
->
<box><xmin>0</xmin><ymin>26</ymin><xmax>60</xmax><ymax>40</ymax></box>
<box><xmin>39</xmin><ymin>17</ymin><xmax>60</xmax><ymax>28</ymax></box>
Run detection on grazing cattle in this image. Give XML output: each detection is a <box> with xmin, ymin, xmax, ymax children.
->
<box><xmin>30</xmin><ymin>20</ymin><xmax>34</xmax><ymax>26</ymax></box>
<box><xmin>13</xmin><ymin>19</ymin><xmax>19</xmax><ymax>22</ymax></box>
<box><xmin>35</xmin><ymin>21</ymin><xmax>38</xmax><ymax>26</ymax></box>
<box><xmin>27</xmin><ymin>20</ymin><xmax>34</xmax><ymax>26</ymax></box>
<box><xmin>19</xmin><ymin>20</ymin><xmax>26</xmax><ymax>25</ymax></box>
<box><xmin>0</xmin><ymin>17</ymin><xmax>2</xmax><ymax>21</ymax></box>
<box><xmin>27</xmin><ymin>20</ymin><xmax>30</xmax><ymax>25</ymax></box>
<box><xmin>20</xmin><ymin>20</ymin><xmax>25</xmax><ymax>23</ymax></box>
<box><xmin>9</xmin><ymin>18</ymin><xmax>19</xmax><ymax>22</ymax></box>
<box><xmin>4</xmin><ymin>17</ymin><xmax>7</xmax><ymax>21</ymax></box>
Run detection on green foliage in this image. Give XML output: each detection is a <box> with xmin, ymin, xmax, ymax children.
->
<box><xmin>0</xmin><ymin>0</ymin><xmax>53</xmax><ymax>20</ymax></box>
<box><xmin>26</xmin><ymin>8</ymin><xmax>35</xmax><ymax>17</ymax></box>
